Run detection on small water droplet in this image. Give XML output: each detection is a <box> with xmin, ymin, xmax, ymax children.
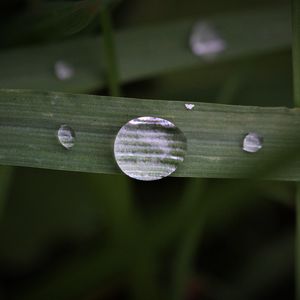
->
<box><xmin>57</xmin><ymin>125</ymin><xmax>76</xmax><ymax>149</ymax></box>
<box><xmin>185</xmin><ymin>103</ymin><xmax>195</xmax><ymax>110</ymax></box>
<box><xmin>54</xmin><ymin>61</ymin><xmax>74</xmax><ymax>80</ymax></box>
<box><xmin>189</xmin><ymin>22</ymin><xmax>226</xmax><ymax>58</ymax></box>
<box><xmin>243</xmin><ymin>132</ymin><xmax>263</xmax><ymax>153</ymax></box>
<box><xmin>114</xmin><ymin>116</ymin><xmax>187</xmax><ymax>181</ymax></box>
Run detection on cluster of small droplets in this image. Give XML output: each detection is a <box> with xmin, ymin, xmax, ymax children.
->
<box><xmin>57</xmin><ymin>123</ymin><xmax>263</xmax><ymax>154</ymax></box>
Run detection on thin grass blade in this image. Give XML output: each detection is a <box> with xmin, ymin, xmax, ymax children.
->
<box><xmin>0</xmin><ymin>89</ymin><xmax>300</xmax><ymax>180</ymax></box>
<box><xmin>0</xmin><ymin>6</ymin><xmax>291</xmax><ymax>92</ymax></box>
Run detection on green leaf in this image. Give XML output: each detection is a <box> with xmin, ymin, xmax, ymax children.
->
<box><xmin>0</xmin><ymin>89</ymin><xmax>300</xmax><ymax>180</ymax></box>
<box><xmin>99</xmin><ymin>5</ymin><xmax>121</xmax><ymax>96</ymax></box>
<box><xmin>0</xmin><ymin>6</ymin><xmax>291</xmax><ymax>92</ymax></box>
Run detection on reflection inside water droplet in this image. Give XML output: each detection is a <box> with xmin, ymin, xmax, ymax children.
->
<box><xmin>243</xmin><ymin>132</ymin><xmax>263</xmax><ymax>153</ymax></box>
<box><xmin>185</xmin><ymin>103</ymin><xmax>195</xmax><ymax>110</ymax></box>
<box><xmin>114</xmin><ymin>116</ymin><xmax>187</xmax><ymax>181</ymax></box>
<box><xmin>189</xmin><ymin>22</ymin><xmax>226</xmax><ymax>58</ymax></box>
<box><xmin>54</xmin><ymin>61</ymin><xmax>74</xmax><ymax>80</ymax></box>
<box><xmin>57</xmin><ymin>125</ymin><xmax>76</xmax><ymax>149</ymax></box>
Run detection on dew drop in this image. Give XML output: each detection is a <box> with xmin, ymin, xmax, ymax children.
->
<box><xmin>189</xmin><ymin>22</ymin><xmax>226</xmax><ymax>58</ymax></box>
<box><xmin>57</xmin><ymin>125</ymin><xmax>76</xmax><ymax>149</ymax></box>
<box><xmin>54</xmin><ymin>61</ymin><xmax>74</xmax><ymax>80</ymax></box>
<box><xmin>242</xmin><ymin>132</ymin><xmax>263</xmax><ymax>153</ymax></box>
<box><xmin>114</xmin><ymin>116</ymin><xmax>187</xmax><ymax>181</ymax></box>
<box><xmin>185</xmin><ymin>103</ymin><xmax>195</xmax><ymax>110</ymax></box>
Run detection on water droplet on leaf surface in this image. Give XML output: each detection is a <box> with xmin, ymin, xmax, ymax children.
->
<box><xmin>185</xmin><ymin>103</ymin><xmax>195</xmax><ymax>110</ymax></box>
<box><xmin>57</xmin><ymin>125</ymin><xmax>76</xmax><ymax>149</ymax></box>
<box><xmin>114</xmin><ymin>117</ymin><xmax>187</xmax><ymax>181</ymax></box>
<box><xmin>189</xmin><ymin>22</ymin><xmax>226</xmax><ymax>58</ymax></box>
<box><xmin>54</xmin><ymin>61</ymin><xmax>74</xmax><ymax>80</ymax></box>
<box><xmin>243</xmin><ymin>132</ymin><xmax>263</xmax><ymax>153</ymax></box>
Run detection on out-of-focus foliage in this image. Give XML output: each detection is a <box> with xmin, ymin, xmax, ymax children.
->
<box><xmin>0</xmin><ymin>0</ymin><xmax>296</xmax><ymax>300</ymax></box>
<box><xmin>0</xmin><ymin>0</ymin><xmax>123</xmax><ymax>46</ymax></box>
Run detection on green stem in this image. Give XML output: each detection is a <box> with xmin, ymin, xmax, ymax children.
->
<box><xmin>172</xmin><ymin>218</ymin><xmax>205</xmax><ymax>300</ymax></box>
<box><xmin>217</xmin><ymin>67</ymin><xmax>246</xmax><ymax>105</ymax></box>
<box><xmin>171</xmin><ymin>179</ymin><xmax>206</xmax><ymax>300</ymax></box>
<box><xmin>99</xmin><ymin>6</ymin><xmax>121</xmax><ymax>97</ymax></box>
<box><xmin>292</xmin><ymin>0</ymin><xmax>300</xmax><ymax>299</ymax></box>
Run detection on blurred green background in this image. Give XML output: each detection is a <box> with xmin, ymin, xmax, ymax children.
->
<box><xmin>0</xmin><ymin>0</ymin><xmax>296</xmax><ymax>299</ymax></box>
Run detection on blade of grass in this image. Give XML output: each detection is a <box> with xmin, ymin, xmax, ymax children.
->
<box><xmin>292</xmin><ymin>0</ymin><xmax>300</xmax><ymax>299</ymax></box>
<box><xmin>99</xmin><ymin>5</ymin><xmax>121</xmax><ymax>96</ymax></box>
<box><xmin>1</xmin><ymin>89</ymin><xmax>300</xmax><ymax>180</ymax></box>
<box><xmin>217</xmin><ymin>67</ymin><xmax>248</xmax><ymax>104</ymax></box>
<box><xmin>171</xmin><ymin>179</ymin><xmax>206</xmax><ymax>300</ymax></box>
<box><xmin>0</xmin><ymin>6</ymin><xmax>291</xmax><ymax>92</ymax></box>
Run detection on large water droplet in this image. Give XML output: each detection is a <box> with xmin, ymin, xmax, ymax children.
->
<box><xmin>189</xmin><ymin>22</ymin><xmax>226</xmax><ymax>58</ymax></box>
<box><xmin>57</xmin><ymin>125</ymin><xmax>76</xmax><ymax>149</ymax></box>
<box><xmin>243</xmin><ymin>132</ymin><xmax>263</xmax><ymax>153</ymax></box>
<box><xmin>54</xmin><ymin>61</ymin><xmax>74</xmax><ymax>80</ymax></box>
<box><xmin>114</xmin><ymin>116</ymin><xmax>187</xmax><ymax>181</ymax></box>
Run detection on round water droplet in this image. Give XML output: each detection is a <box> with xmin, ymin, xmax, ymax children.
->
<box><xmin>243</xmin><ymin>132</ymin><xmax>263</xmax><ymax>153</ymax></box>
<box><xmin>57</xmin><ymin>125</ymin><xmax>76</xmax><ymax>149</ymax></box>
<box><xmin>185</xmin><ymin>103</ymin><xmax>195</xmax><ymax>110</ymax></box>
<box><xmin>54</xmin><ymin>60</ymin><xmax>74</xmax><ymax>80</ymax></box>
<box><xmin>114</xmin><ymin>117</ymin><xmax>187</xmax><ymax>181</ymax></box>
<box><xmin>189</xmin><ymin>22</ymin><xmax>226</xmax><ymax>58</ymax></box>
